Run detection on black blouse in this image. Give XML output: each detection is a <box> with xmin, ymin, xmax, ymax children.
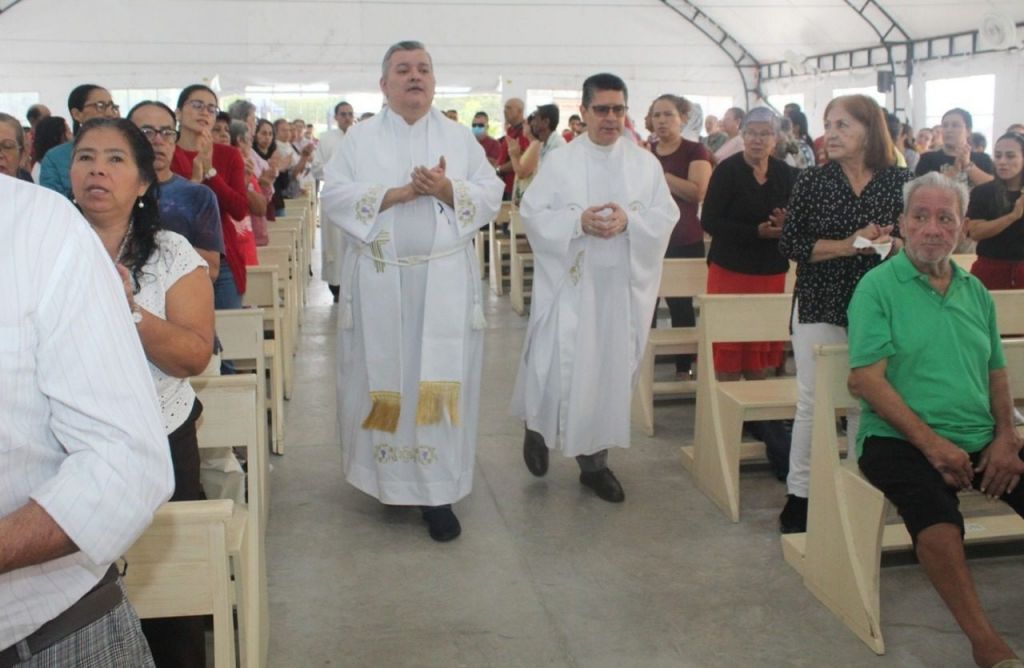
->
<box><xmin>966</xmin><ymin>181</ymin><xmax>1024</xmax><ymax>261</ymax></box>
<box><xmin>779</xmin><ymin>161</ymin><xmax>912</xmax><ymax>327</ymax></box>
<box><xmin>701</xmin><ymin>153</ymin><xmax>796</xmax><ymax>275</ymax></box>
<box><xmin>915</xmin><ymin>149</ymin><xmax>995</xmax><ymax>178</ymax></box>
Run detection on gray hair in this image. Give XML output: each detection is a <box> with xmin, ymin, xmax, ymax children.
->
<box><xmin>382</xmin><ymin>40</ymin><xmax>429</xmax><ymax>78</ymax></box>
<box><xmin>0</xmin><ymin>112</ymin><xmax>25</xmax><ymax>151</ymax></box>
<box><xmin>227</xmin><ymin>99</ymin><xmax>256</xmax><ymax>122</ymax></box>
<box><xmin>228</xmin><ymin>120</ymin><xmax>249</xmax><ymax>146</ymax></box>
<box><xmin>742</xmin><ymin>107</ymin><xmax>781</xmax><ymax>134</ymax></box>
<box><xmin>902</xmin><ymin>172</ymin><xmax>969</xmax><ymax>219</ymax></box>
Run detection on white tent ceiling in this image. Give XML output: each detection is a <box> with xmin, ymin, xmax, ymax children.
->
<box><xmin>0</xmin><ymin>0</ymin><xmax>1021</xmax><ymax>104</ymax></box>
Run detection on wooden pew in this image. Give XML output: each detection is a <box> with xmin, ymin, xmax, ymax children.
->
<box><xmin>213</xmin><ymin>308</ymin><xmax>269</xmax><ymax>525</ymax></box>
<box><xmin>488</xmin><ymin>202</ymin><xmax>513</xmax><ymax>295</ymax></box>
<box><xmin>633</xmin><ymin>259</ymin><xmax>706</xmax><ymax>436</ymax></box>
<box><xmin>509</xmin><ymin>208</ymin><xmax>533</xmax><ymax>315</ymax></box>
<box><xmin>634</xmin><ymin>260</ymin><xmax>798</xmax><ymax>437</ymax></box>
<box><xmin>243</xmin><ymin>266</ymin><xmax>286</xmax><ymax>454</ymax></box>
<box><xmin>191</xmin><ymin>374</ymin><xmax>269</xmax><ymax>668</ymax></box>
<box><xmin>122</xmin><ymin>500</ymin><xmax>236</xmax><ymax>668</ymax></box>
<box><xmin>780</xmin><ymin>337</ymin><xmax>1024</xmax><ymax>655</ymax></box>
<box><xmin>683</xmin><ymin>293</ymin><xmax>795</xmax><ymax>521</ymax></box>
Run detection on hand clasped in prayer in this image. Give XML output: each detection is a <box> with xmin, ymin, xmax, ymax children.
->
<box><xmin>411</xmin><ymin>156</ymin><xmax>447</xmax><ymax>195</ymax></box>
<box><xmin>581</xmin><ymin>202</ymin><xmax>628</xmax><ymax>238</ymax></box>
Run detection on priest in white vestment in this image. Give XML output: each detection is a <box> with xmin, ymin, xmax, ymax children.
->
<box><xmin>321</xmin><ymin>41</ymin><xmax>503</xmax><ymax>541</ymax></box>
<box><xmin>511</xmin><ymin>73</ymin><xmax>679</xmax><ymax>502</ymax></box>
<box><xmin>314</xmin><ymin>101</ymin><xmax>355</xmax><ymax>302</ymax></box>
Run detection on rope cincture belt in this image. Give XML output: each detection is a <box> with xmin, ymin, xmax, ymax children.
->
<box><xmin>359</xmin><ymin>242</ymin><xmax>468</xmax><ymax>268</ymax></box>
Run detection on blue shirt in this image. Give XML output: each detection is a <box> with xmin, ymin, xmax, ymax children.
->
<box><xmin>156</xmin><ymin>175</ymin><xmax>224</xmax><ymax>254</ymax></box>
<box><xmin>37</xmin><ymin>142</ymin><xmax>74</xmax><ymax>200</ymax></box>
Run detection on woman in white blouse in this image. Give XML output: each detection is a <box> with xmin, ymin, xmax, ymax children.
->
<box><xmin>70</xmin><ymin>117</ymin><xmax>214</xmax><ymax>668</ymax></box>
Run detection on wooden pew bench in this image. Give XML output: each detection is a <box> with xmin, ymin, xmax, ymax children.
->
<box><xmin>781</xmin><ymin>339</ymin><xmax>1024</xmax><ymax>655</ymax></box>
<box><xmin>683</xmin><ymin>293</ymin><xmax>795</xmax><ymax>522</ymax></box>
<box><xmin>122</xmin><ymin>500</ymin><xmax>236</xmax><ymax>668</ymax></box>
<box><xmin>509</xmin><ymin>208</ymin><xmax>533</xmax><ymax>315</ymax></box>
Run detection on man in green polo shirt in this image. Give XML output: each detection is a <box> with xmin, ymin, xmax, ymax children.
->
<box><xmin>847</xmin><ymin>171</ymin><xmax>1024</xmax><ymax>668</ymax></box>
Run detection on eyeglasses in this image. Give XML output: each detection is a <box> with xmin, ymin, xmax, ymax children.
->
<box><xmin>742</xmin><ymin>129</ymin><xmax>775</xmax><ymax>140</ymax></box>
<box><xmin>471</xmin><ymin>123</ymin><xmax>486</xmax><ymax>128</ymax></box>
<box><xmin>83</xmin><ymin>101</ymin><xmax>120</xmax><ymax>114</ymax></box>
<box><xmin>0</xmin><ymin>140</ymin><xmax>21</xmax><ymax>153</ymax></box>
<box><xmin>138</xmin><ymin>126</ymin><xmax>178</xmax><ymax>142</ymax></box>
<box><xmin>185</xmin><ymin>99</ymin><xmax>220</xmax><ymax>115</ymax></box>
<box><xmin>589</xmin><ymin>105</ymin><xmax>628</xmax><ymax>117</ymax></box>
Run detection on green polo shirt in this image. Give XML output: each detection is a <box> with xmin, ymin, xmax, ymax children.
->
<box><xmin>847</xmin><ymin>251</ymin><xmax>1005</xmax><ymax>457</ymax></box>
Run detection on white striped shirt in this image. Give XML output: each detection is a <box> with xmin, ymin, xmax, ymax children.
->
<box><xmin>0</xmin><ymin>177</ymin><xmax>174</xmax><ymax>648</ymax></box>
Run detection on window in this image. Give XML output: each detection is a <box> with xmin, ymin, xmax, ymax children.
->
<box><xmin>0</xmin><ymin>91</ymin><xmax>40</xmax><ymax>119</ymax></box>
<box><xmin>766</xmin><ymin>94</ymin><xmax>804</xmax><ymax>114</ymax></box>
<box><xmin>111</xmin><ymin>89</ymin><xmax>180</xmax><ymax>114</ymax></box>
<box><xmin>525</xmin><ymin>89</ymin><xmax>580</xmax><ymax>135</ymax></box>
<box><xmin>832</xmin><ymin>86</ymin><xmax>886</xmax><ymax>107</ymax></box>
<box><xmin>925</xmin><ymin>74</ymin><xmax>995</xmax><ymax>150</ymax></box>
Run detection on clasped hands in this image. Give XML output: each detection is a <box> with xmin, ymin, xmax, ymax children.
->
<box><xmin>190</xmin><ymin>130</ymin><xmax>215</xmax><ymax>182</ymax></box>
<box><xmin>757</xmin><ymin>207</ymin><xmax>787</xmax><ymax>239</ymax></box>
<box><xmin>581</xmin><ymin>203</ymin><xmax>628</xmax><ymax>239</ymax></box>
<box><xmin>394</xmin><ymin>156</ymin><xmax>451</xmax><ymax>204</ymax></box>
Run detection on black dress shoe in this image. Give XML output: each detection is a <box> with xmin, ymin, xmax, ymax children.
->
<box><xmin>523</xmin><ymin>428</ymin><xmax>549</xmax><ymax>477</ymax></box>
<box><xmin>421</xmin><ymin>506</ymin><xmax>461</xmax><ymax>542</ymax></box>
<box><xmin>779</xmin><ymin>494</ymin><xmax>808</xmax><ymax>534</ymax></box>
<box><xmin>579</xmin><ymin>468</ymin><xmax>625</xmax><ymax>503</ymax></box>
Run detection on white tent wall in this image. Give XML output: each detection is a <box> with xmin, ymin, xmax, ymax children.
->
<box><xmin>0</xmin><ymin>0</ymin><xmax>741</xmax><ymax>114</ymax></box>
<box><xmin>0</xmin><ymin>0</ymin><xmax>1021</xmax><ymax>133</ymax></box>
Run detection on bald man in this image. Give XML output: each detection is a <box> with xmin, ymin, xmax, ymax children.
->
<box><xmin>496</xmin><ymin>98</ymin><xmax>530</xmax><ymax>201</ymax></box>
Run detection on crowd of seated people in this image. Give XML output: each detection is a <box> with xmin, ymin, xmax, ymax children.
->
<box><xmin>3</xmin><ymin>80</ymin><xmax>1023</xmax><ymax>668</ymax></box>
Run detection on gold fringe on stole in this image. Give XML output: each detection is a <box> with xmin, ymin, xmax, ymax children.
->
<box><xmin>416</xmin><ymin>381</ymin><xmax>461</xmax><ymax>427</ymax></box>
<box><xmin>362</xmin><ymin>391</ymin><xmax>402</xmax><ymax>433</ymax></box>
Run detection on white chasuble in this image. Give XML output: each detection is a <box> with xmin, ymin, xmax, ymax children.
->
<box><xmin>316</xmin><ymin>128</ymin><xmax>347</xmax><ymax>285</ymax></box>
<box><xmin>511</xmin><ymin>135</ymin><xmax>678</xmax><ymax>457</ymax></box>
<box><xmin>321</xmin><ymin>107</ymin><xmax>503</xmax><ymax>505</ymax></box>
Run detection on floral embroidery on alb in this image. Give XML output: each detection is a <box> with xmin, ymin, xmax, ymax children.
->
<box><xmin>375</xmin><ymin>444</ymin><xmax>438</xmax><ymax>466</ymax></box>
<box><xmin>356</xmin><ymin>185</ymin><xmax>384</xmax><ymax>224</ymax></box>
<box><xmin>453</xmin><ymin>180</ymin><xmax>476</xmax><ymax>227</ymax></box>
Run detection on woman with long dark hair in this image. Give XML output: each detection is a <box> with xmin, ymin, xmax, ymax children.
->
<box><xmin>170</xmin><ymin>83</ymin><xmax>250</xmax><ymax>308</ymax></box>
<box><xmin>965</xmin><ymin>132</ymin><xmax>1024</xmax><ymax>289</ymax></box>
<box><xmin>70</xmin><ymin>118</ymin><xmax>214</xmax><ymax>668</ymax></box>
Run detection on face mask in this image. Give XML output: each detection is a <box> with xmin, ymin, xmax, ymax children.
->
<box><xmin>471</xmin><ymin>126</ymin><xmax>485</xmax><ymax>137</ymax></box>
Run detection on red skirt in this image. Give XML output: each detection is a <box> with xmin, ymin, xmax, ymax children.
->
<box><xmin>706</xmin><ymin>262</ymin><xmax>787</xmax><ymax>374</ymax></box>
<box><xmin>970</xmin><ymin>256</ymin><xmax>1024</xmax><ymax>290</ymax></box>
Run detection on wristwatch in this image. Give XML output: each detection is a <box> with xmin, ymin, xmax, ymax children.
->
<box><xmin>204</xmin><ymin>167</ymin><xmax>218</xmax><ymax>180</ymax></box>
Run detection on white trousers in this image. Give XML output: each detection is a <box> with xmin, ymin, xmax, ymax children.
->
<box><xmin>787</xmin><ymin>300</ymin><xmax>860</xmax><ymax>498</ymax></box>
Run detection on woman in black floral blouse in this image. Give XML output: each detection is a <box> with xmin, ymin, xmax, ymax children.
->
<box><xmin>777</xmin><ymin>94</ymin><xmax>912</xmax><ymax>533</ymax></box>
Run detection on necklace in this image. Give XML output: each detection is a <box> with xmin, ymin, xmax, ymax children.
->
<box><xmin>115</xmin><ymin>225</ymin><xmax>132</xmax><ymax>264</ymax></box>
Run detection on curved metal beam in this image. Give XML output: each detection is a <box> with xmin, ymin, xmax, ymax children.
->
<box><xmin>658</xmin><ymin>0</ymin><xmax>769</xmax><ymax>110</ymax></box>
<box><xmin>843</xmin><ymin>1</ymin><xmax>912</xmax><ymax>113</ymax></box>
<box><xmin>0</xmin><ymin>0</ymin><xmax>26</xmax><ymax>14</ymax></box>
<box><xmin>844</xmin><ymin>0</ymin><xmax>911</xmax><ymax>44</ymax></box>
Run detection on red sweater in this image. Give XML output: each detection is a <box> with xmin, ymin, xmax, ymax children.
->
<box><xmin>171</xmin><ymin>143</ymin><xmax>249</xmax><ymax>293</ymax></box>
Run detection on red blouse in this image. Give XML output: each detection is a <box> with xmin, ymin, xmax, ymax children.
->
<box><xmin>170</xmin><ymin>143</ymin><xmax>249</xmax><ymax>293</ymax></box>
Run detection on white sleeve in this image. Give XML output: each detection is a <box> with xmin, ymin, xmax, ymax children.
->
<box><xmin>30</xmin><ymin>209</ymin><xmax>173</xmax><ymax>565</ymax></box>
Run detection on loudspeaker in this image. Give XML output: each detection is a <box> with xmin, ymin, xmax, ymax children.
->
<box><xmin>877</xmin><ymin>70</ymin><xmax>894</xmax><ymax>93</ymax></box>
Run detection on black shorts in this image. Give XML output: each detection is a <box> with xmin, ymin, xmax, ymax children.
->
<box><xmin>858</xmin><ymin>435</ymin><xmax>1024</xmax><ymax>542</ymax></box>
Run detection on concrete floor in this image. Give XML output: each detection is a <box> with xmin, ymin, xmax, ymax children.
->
<box><xmin>265</xmin><ymin>252</ymin><xmax>1023</xmax><ymax>668</ymax></box>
